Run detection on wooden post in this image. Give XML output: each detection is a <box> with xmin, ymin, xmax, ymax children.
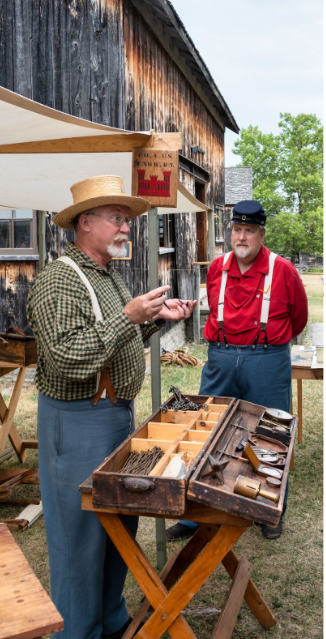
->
<box><xmin>207</xmin><ymin>209</ymin><xmax>215</xmax><ymax>263</ymax></box>
<box><xmin>148</xmin><ymin>207</ymin><xmax>167</xmax><ymax>569</ymax></box>
<box><xmin>38</xmin><ymin>211</ymin><xmax>46</xmax><ymax>270</ymax></box>
<box><xmin>193</xmin><ymin>264</ymin><xmax>200</xmax><ymax>344</ymax></box>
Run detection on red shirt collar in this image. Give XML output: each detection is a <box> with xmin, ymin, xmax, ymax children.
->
<box><xmin>223</xmin><ymin>245</ymin><xmax>270</xmax><ymax>277</ymax></box>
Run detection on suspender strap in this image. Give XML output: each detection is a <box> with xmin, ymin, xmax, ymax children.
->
<box><xmin>260</xmin><ymin>252</ymin><xmax>277</xmax><ymax>325</ymax></box>
<box><xmin>57</xmin><ymin>256</ymin><xmax>117</xmax><ymax>404</ymax></box>
<box><xmin>251</xmin><ymin>251</ymin><xmax>277</xmax><ymax>350</ymax></box>
<box><xmin>58</xmin><ymin>256</ymin><xmax>103</xmax><ymax>320</ymax></box>
<box><xmin>216</xmin><ymin>252</ymin><xmax>231</xmax><ymax>348</ymax></box>
<box><xmin>217</xmin><ymin>252</ymin><xmax>231</xmax><ymax>324</ymax></box>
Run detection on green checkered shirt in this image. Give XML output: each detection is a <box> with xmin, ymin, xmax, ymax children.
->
<box><xmin>27</xmin><ymin>243</ymin><xmax>162</xmax><ymax>401</ymax></box>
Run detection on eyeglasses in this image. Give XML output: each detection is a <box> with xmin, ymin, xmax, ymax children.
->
<box><xmin>88</xmin><ymin>213</ymin><xmax>133</xmax><ymax>228</ymax></box>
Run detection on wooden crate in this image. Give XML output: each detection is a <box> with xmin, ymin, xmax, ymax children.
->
<box><xmin>0</xmin><ymin>334</ymin><xmax>37</xmax><ymax>366</ymax></box>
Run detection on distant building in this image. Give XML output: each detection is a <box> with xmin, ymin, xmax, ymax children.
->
<box><xmin>222</xmin><ymin>167</ymin><xmax>253</xmax><ymax>251</ymax></box>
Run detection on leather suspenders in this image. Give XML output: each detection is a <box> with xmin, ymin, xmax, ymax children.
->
<box><xmin>216</xmin><ymin>251</ymin><xmax>277</xmax><ymax>350</ymax></box>
<box><xmin>57</xmin><ymin>256</ymin><xmax>118</xmax><ymax>404</ymax></box>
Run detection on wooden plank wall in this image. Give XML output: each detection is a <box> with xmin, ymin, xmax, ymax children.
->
<box><xmin>0</xmin><ymin>0</ymin><xmax>225</xmax><ymax>332</ymax></box>
<box><xmin>0</xmin><ymin>262</ymin><xmax>36</xmax><ymax>334</ymax></box>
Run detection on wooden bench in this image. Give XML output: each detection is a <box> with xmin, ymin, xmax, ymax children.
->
<box><xmin>0</xmin><ymin>523</ymin><xmax>63</xmax><ymax>638</ymax></box>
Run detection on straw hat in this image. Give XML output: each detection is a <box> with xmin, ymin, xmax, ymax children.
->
<box><xmin>53</xmin><ymin>175</ymin><xmax>151</xmax><ymax>229</ymax></box>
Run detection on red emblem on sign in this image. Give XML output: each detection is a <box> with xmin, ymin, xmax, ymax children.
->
<box><xmin>137</xmin><ymin>170</ymin><xmax>171</xmax><ymax>197</ymax></box>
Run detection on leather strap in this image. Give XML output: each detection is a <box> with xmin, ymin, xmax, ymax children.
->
<box><xmin>91</xmin><ymin>369</ymin><xmax>117</xmax><ymax>406</ymax></box>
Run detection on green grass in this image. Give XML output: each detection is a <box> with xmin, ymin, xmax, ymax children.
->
<box><xmin>0</xmin><ymin>276</ymin><xmax>323</xmax><ymax>639</ymax></box>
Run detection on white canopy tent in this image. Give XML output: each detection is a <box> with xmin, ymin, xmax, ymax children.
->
<box><xmin>0</xmin><ymin>86</ymin><xmax>210</xmax><ymax>216</ymax></box>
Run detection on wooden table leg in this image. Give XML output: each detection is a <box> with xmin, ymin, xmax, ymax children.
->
<box><xmin>0</xmin><ymin>368</ymin><xmax>28</xmax><ymax>462</ymax></box>
<box><xmin>98</xmin><ymin>513</ymin><xmax>196</xmax><ymax>639</ymax></box>
<box><xmin>126</xmin><ymin>524</ymin><xmax>219</xmax><ymax>636</ymax></box>
<box><xmin>136</xmin><ymin>524</ymin><xmax>248</xmax><ymax>639</ymax></box>
<box><xmin>212</xmin><ymin>556</ymin><xmax>251</xmax><ymax>639</ymax></box>
<box><xmin>222</xmin><ymin>549</ymin><xmax>276</xmax><ymax>629</ymax></box>
<box><xmin>297</xmin><ymin>379</ymin><xmax>303</xmax><ymax>444</ymax></box>
<box><xmin>290</xmin><ymin>448</ymin><xmax>294</xmax><ymax>471</ymax></box>
<box><xmin>99</xmin><ymin>512</ymin><xmax>248</xmax><ymax>639</ymax></box>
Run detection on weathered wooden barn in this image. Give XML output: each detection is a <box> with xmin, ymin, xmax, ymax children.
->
<box><xmin>0</xmin><ymin>0</ymin><xmax>239</xmax><ymax>335</ymax></box>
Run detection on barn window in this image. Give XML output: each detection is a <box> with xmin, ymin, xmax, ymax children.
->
<box><xmin>158</xmin><ymin>213</ymin><xmax>175</xmax><ymax>250</ymax></box>
<box><xmin>0</xmin><ymin>210</ymin><xmax>37</xmax><ymax>256</ymax></box>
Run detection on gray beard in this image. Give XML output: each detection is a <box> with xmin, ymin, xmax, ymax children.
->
<box><xmin>234</xmin><ymin>246</ymin><xmax>251</xmax><ymax>259</ymax></box>
<box><xmin>107</xmin><ymin>243</ymin><xmax>127</xmax><ymax>258</ymax></box>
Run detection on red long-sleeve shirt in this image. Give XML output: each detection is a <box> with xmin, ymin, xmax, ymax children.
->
<box><xmin>203</xmin><ymin>245</ymin><xmax>308</xmax><ymax>346</ymax></box>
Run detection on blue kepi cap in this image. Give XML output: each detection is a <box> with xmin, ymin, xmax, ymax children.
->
<box><xmin>232</xmin><ymin>200</ymin><xmax>266</xmax><ymax>226</ymax></box>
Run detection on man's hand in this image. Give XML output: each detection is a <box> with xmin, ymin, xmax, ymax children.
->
<box><xmin>123</xmin><ymin>285</ymin><xmax>171</xmax><ymax>324</ymax></box>
<box><xmin>153</xmin><ymin>299</ymin><xmax>197</xmax><ymax>322</ymax></box>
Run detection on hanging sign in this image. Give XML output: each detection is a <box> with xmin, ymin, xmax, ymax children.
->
<box><xmin>132</xmin><ymin>148</ymin><xmax>178</xmax><ymax>208</ymax></box>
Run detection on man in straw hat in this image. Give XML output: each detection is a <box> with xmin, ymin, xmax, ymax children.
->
<box><xmin>27</xmin><ymin>174</ymin><xmax>196</xmax><ymax>639</ymax></box>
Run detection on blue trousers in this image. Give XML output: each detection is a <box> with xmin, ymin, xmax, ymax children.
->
<box><xmin>38</xmin><ymin>393</ymin><xmax>138</xmax><ymax>639</ymax></box>
<box><xmin>180</xmin><ymin>342</ymin><xmax>291</xmax><ymax>530</ymax></box>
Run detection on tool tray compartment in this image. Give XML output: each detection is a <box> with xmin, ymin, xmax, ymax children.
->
<box><xmin>92</xmin><ymin>396</ymin><xmax>235</xmax><ymax>515</ymax></box>
<box><xmin>188</xmin><ymin>400</ymin><xmax>297</xmax><ymax>526</ymax></box>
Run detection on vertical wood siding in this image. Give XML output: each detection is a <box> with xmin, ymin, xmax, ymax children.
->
<box><xmin>0</xmin><ymin>262</ymin><xmax>36</xmax><ymax>334</ymax></box>
<box><xmin>0</xmin><ymin>0</ymin><xmax>225</xmax><ymax>333</ymax></box>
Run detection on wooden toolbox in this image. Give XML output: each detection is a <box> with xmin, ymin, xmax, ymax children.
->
<box><xmin>92</xmin><ymin>395</ymin><xmax>297</xmax><ymax>526</ymax></box>
<box><xmin>0</xmin><ymin>329</ymin><xmax>37</xmax><ymax>366</ymax></box>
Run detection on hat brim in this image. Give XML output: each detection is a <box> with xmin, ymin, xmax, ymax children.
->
<box><xmin>53</xmin><ymin>194</ymin><xmax>151</xmax><ymax>229</ymax></box>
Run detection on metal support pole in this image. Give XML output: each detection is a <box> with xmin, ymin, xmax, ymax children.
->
<box><xmin>38</xmin><ymin>211</ymin><xmax>46</xmax><ymax>271</ymax></box>
<box><xmin>193</xmin><ymin>264</ymin><xmax>201</xmax><ymax>344</ymax></box>
<box><xmin>207</xmin><ymin>208</ymin><xmax>215</xmax><ymax>264</ymax></box>
<box><xmin>148</xmin><ymin>208</ymin><xmax>161</xmax><ymax>412</ymax></box>
<box><xmin>147</xmin><ymin>207</ymin><xmax>167</xmax><ymax>569</ymax></box>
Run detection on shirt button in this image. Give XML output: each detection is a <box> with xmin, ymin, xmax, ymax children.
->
<box><xmin>254</xmin><ymin>321</ymin><xmax>258</xmax><ymax>325</ymax></box>
<box><xmin>256</xmin><ymin>294</ymin><xmax>260</xmax><ymax>298</ymax></box>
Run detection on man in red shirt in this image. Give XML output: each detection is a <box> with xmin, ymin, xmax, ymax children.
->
<box><xmin>167</xmin><ymin>200</ymin><xmax>308</xmax><ymax>541</ymax></box>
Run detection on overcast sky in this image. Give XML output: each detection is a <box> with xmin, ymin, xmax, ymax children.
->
<box><xmin>171</xmin><ymin>0</ymin><xmax>323</xmax><ymax>167</ymax></box>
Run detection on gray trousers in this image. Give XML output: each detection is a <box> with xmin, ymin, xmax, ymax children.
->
<box><xmin>38</xmin><ymin>393</ymin><xmax>138</xmax><ymax>639</ymax></box>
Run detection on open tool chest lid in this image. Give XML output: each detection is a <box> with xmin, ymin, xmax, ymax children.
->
<box><xmin>187</xmin><ymin>399</ymin><xmax>297</xmax><ymax>526</ymax></box>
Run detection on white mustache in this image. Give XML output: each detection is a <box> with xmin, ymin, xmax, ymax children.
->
<box><xmin>113</xmin><ymin>233</ymin><xmax>129</xmax><ymax>242</ymax></box>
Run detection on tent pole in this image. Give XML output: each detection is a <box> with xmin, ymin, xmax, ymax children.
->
<box><xmin>38</xmin><ymin>211</ymin><xmax>46</xmax><ymax>271</ymax></box>
<box><xmin>207</xmin><ymin>208</ymin><xmax>215</xmax><ymax>263</ymax></box>
<box><xmin>148</xmin><ymin>207</ymin><xmax>167</xmax><ymax>569</ymax></box>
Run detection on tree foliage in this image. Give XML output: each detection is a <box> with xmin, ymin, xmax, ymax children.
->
<box><xmin>232</xmin><ymin>113</ymin><xmax>323</xmax><ymax>259</ymax></box>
